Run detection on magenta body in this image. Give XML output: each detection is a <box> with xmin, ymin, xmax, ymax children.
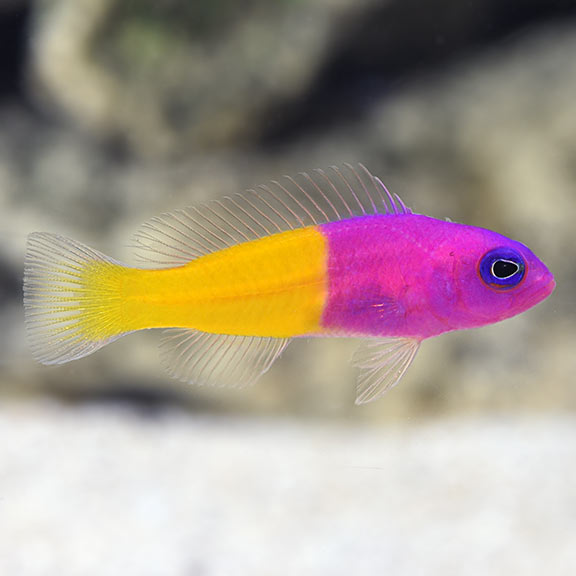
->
<box><xmin>320</xmin><ymin>214</ymin><xmax>555</xmax><ymax>340</ymax></box>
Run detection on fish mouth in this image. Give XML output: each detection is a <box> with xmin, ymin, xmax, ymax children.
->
<box><xmin>528</xmin><ymin>275</ymin><xmax>556</xmax><ymax>305</ymax></box>
<box><xmin>544</xmin><ymin>277</ymin><xmax>556</xmax><ymax>301</ymax></box>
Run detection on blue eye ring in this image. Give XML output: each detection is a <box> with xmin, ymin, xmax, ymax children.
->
<box><xmin>479</xmin><ymin>248</ymin><xmax>526</xmax><ymax>290</ymax></box>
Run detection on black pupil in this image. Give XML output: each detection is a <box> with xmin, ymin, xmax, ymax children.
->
<box><xmin>493</xmin><ymin>259</ymin><xmax>519</xmax><ymax>279</ymax></box>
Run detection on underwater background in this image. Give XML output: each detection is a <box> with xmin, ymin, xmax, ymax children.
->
<box><xmin>0</xmin><ymin>1</ymin><xmax>575</xmax><ymax>574</ymax></box>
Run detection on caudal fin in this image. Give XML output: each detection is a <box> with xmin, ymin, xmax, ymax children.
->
<box><xmin>23</xmin><ymin>232</ymin><xmax>128</xmax><ymax>365</ymax></box>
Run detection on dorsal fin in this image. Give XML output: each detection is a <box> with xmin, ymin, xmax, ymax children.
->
<box><xmin>132</xmin><ymin>164</ymin><xmax>410</xmax><ymax>266</ymax></box>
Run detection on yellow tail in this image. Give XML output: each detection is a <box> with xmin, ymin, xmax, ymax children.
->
<box><xmin>24</xmin><ymin>233</ymin><xmax>128</xmax><ymax>365</ymax></box>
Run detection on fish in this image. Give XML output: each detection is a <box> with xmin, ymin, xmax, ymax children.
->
<box><xmin>23</xmin><ymin>164</ymin><xmax>555</xmax><ymax>404</ymax></box>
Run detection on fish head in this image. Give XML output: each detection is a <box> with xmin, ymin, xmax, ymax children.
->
<box><xmin>441</xmin><ymin>225</ymin><xmax>555</xmax><ymax>330</ymax></box>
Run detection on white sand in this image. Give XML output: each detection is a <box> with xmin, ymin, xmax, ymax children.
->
<box><xmin>0</xmin><ymin>402</ymin><xmax>575</xmax><ymax>576</ymax></box>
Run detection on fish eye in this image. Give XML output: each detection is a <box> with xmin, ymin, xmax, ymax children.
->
<box><xmin>492</xmin><ymin>259</ymin><xmax>519</xmax><ymax>279</ymax></box>
<box><xmin>479</xmin><ymin>248</ymin><xmax>526</xmax><ymax>290</ymax></box>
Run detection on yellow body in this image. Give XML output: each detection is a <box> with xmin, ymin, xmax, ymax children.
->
<box><xmin>88</xmin><ymin>227</ymin><xmax>327</xmax><ymax>338</ymax></box>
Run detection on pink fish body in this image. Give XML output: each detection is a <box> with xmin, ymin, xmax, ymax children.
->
<box><xmin>321</xmin><ymin>214</ymin><xmax>554</xmax><ymax>339</ymax></box>
<box><xmin>24</xmin><ymin>165</ymin><xmax>555</xmax><ymax>403</ymax></box>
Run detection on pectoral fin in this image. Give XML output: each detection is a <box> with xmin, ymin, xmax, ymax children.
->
<box><xmin>352</xmin><ymin>337</ymin><xmax>421</xmax><ymax>404</ymax></box>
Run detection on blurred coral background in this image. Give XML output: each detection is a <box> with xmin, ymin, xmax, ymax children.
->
<box><xmin>0</xmin><ymin>1</ymin><xmax>575</xmax><ymax>575</ymax></box>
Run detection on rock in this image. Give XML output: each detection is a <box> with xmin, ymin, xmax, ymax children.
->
<box><xmin>29</xmin><ymin>0</ymin><xmax>378</xmax><ymax>158</ymax></box>
<box><xmin>28</xmin><ymin>0</ymin><xmax>576</xmax><ymax>159</ymax></box>
<box><xmin>2</xmin><ymin>21</ymin><xmax>575</xmax><ymax>419</ymax></box>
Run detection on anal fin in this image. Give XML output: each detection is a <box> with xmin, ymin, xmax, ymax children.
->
<box><xmin>160</xmin><ymin>329</ymin><xmax>289</xmax><ymax>389</ymax></box>
<box><xmin>353</xmin><ymin>337</ymin><xmax>420</xmax><ymax>404</ymax></box>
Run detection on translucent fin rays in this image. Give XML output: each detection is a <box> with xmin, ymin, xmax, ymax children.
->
<box><xmin>23</xmin><ymin>232</ymin><xmax>127</xmax><ymax>365</ymax></box>
<box><xmin>160</xmin><ymin>329</ymin><xmax>289</xmax><ymax>389</ymax></box>
<box><xmin>353</xmin><ymin>338</ymin><xmax>421</xmax><ymax>404</ymax></box>
<box><xmin>132</xmin><ymin>164</ymin><xmax>409</xmax><ymax>266</ymax></box>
